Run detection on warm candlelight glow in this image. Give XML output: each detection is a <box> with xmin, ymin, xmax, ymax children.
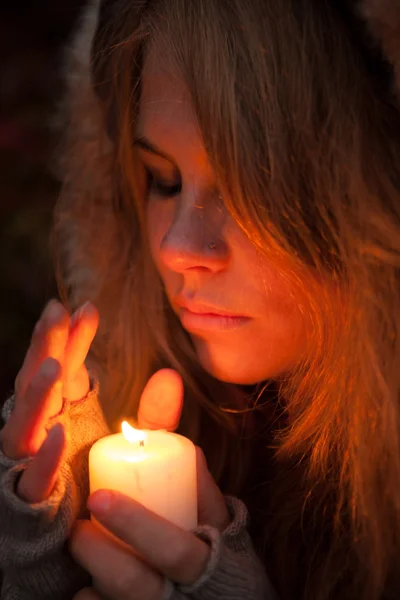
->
<box><xmin>121</xmin><ymin>421</ymin><xmax>147</xmax><ymax>445</ymax></box>
<box><xmin>90</xmin><ymin>422</ymin><xmax>198</xmax><ymax>529</ymax></box>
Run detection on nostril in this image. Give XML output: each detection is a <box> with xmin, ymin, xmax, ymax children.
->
<box><xmin>160</xmin><ymin>241</ymin><xmax>229</xmax><ymax>275</ymax></box>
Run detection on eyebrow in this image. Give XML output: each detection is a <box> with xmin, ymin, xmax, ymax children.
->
<box><xmin>133</xmin><ymin>136</ymin><xmax>175</xmax><ymax>163</ymax></box>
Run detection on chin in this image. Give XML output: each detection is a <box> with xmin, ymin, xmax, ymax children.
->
<box><xmin>194</xmin><ymin>340</ymin><xmax>288</xmax><ymax>385</ymax></box>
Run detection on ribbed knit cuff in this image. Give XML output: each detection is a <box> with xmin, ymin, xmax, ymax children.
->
<box><xmin>0</xmin><ymin>461</ymin><xmax>74</xmax><ymax>569</ymax></box>
<box><xmin>0</xmin><ymin>459</ymin><xmax>91</xmax><ymax>598</ymax></box>
<box><xmin>175</xmin><ymin>497</ymin><xmax>274</xmax><ymax>600</ymax></box>
<box><xmin>0</xmin><ymin>372</ymin><xmax>109</xmax><ymax>599</ymax></box>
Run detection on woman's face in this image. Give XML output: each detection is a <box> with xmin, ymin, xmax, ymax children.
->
<box><xmin>136</xmin><ymin>46</ymin><xmax>318</xmax><ymax>384</ymax></box>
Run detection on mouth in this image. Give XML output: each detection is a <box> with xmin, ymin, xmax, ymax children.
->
<box><xmin>177</xmin><ymin>301</ymin><xmax>251</xmax><ymax>333</ymax></box>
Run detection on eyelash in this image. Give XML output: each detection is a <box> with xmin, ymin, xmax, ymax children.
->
<box><xmin>146</xmin><ymin>171</ymin><xmax>182</xmax><ymax>198</ymax></box>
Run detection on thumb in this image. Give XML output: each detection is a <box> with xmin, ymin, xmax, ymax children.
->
<box><xmin>197</xmin><ymin>447</ymin><xmax>230</xmax><ymax>532</ymax></box>
<box><xmin>137</xmin><ymin>369</ymin><xmax>183</xmax><ymax>431</ymax></box>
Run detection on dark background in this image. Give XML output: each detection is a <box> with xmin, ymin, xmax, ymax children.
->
<box><xmin>0</xmin><ymin>1</ymin><xmax>87</xmax><ymax>401</ymax></box>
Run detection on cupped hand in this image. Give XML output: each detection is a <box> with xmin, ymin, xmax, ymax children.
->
<box><xmin>71</xmin><ymin>450</ymin><xmax>228</xmax><ymax>600</ymax></box>
<box><xmin>0</xmin><ymin>299</ymin><xmax>99</xmax><ymax>504</ymax></box>
<box><xmin>70</xmin><ymin>369</ymin><xmax>229</xmax><ymax>600</ymax></box>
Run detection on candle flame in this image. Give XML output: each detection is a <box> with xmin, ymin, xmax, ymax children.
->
<box><xmin>122</xmin><ymin>421</ymin><xmax>147</xmax><ymax>444</ymax></box>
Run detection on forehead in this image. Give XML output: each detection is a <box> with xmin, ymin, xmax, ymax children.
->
<box><xmin>138</xmin><ymin>44</ymin><xmax>198</xmax><ymax>140</ymax></box>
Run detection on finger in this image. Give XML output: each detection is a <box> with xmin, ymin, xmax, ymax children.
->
<box><xmin>15</xmin><ymin>300</ymin><xmax>69</xmax><ymax>400</ymax></box>
<box><xmin>62</xmin><ymin>302</ymin><xmax>99</xmax><ymax>402</ymax></box>
<box><xmin>17</xmin><ymin>422</ymin><xmax>66</xmax><ymax>503</ymax></box>
<box><xmin>73</xmin><ymin>588</ymin><xmax>103</xmax><ymax>600</ymax></box>
<box><xmin>70</xmin><ymin>520</ymin><xmax>164</xmax><ymax>600</ymax></box>
<box><xmin>64</xmin><ymin>302</ymin><xmax>99</xmax><ymax>380</ymax></box>
<box><xmin>87</xmin><ymin>490</ymin><xmax>209</xmax><ymax>586</ymax></box>
<box><xmin>1</xmin><ymin>358</ymin><xmax>63</xmax><ymax>459</ymax></box>
<box><xmin>196</xmin><ymin>447</ymin><xmax>230</xmax><ymax>531</ymax></box>
<box><xmin>138</xmin><ymin>369</ymin><xmax>183</xmax><ymax>431</ymax></box>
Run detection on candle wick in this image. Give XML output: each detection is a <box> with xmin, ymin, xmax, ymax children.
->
<box><xmin>139</xmin><ymin>440</ymin><xmax>144</xmax><ymax>448</ymax></box>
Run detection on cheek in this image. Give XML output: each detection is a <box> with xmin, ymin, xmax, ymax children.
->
<box><xmin>254</xmin><ymin>257</ymin><xmax>319</xmax><ymax>354</ymax></box>
<box><xmin>146</xmin><ymin>201</ymin><xmax>172</xmax><ymax>270</ymax></box>
<box><xmin>191</xmin><ymin>232</ymin><xmax>319</xmax><ymax>382</ymax></box>
<box><xmin>234</xmin><ymin>230</ymin><xmax>312</xmax><ymax>320</ymax></box>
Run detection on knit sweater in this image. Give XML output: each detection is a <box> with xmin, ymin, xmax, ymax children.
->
<box><xmin>0</xmin><ymin>383</ymin><xmax>276</xmax><ymax>600</ymax></box>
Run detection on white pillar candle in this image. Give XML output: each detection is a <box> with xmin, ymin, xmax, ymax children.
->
<box><xmin>89</xmin><ymin>422</ymin><xmax>198</xmax><ymax>530</ymax></box>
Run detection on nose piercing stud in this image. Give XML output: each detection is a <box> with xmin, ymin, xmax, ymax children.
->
<box><xmin>208</xmin><ymin>242</ymin><xmax>217</xmax><ymax>250</ymax></box>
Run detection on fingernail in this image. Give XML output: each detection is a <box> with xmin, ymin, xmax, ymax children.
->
<box><xmin>82</xmin><ymin>300</ymin><xmax>95</xmax><ymax>312</ymax></box>
<box><xmin>33</xmin><ymin>320</ymin><xmax>43</xmax><ymax>337</ymax></box>
<box><xmin>46</xmin><ymin>301</ymin><xmax>65</xmax><ymax>324</ymax></box>
<box><xmin>70</xmin><ymin>301</ymin><xmax>94</xmax><ymax>327</ymax></box>
<box><xmin>88</xmin><ymin>490</ymin><xmax>112</xmax><ymax>515</ymax></box>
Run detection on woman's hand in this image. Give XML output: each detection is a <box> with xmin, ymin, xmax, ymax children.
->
<box><xmin>71</xmin><ymin>449</ymin><xmax>228</xmax><ymax>600</ymax></box>
<box><xmin>70</xmin><ymin>369</ymin><xmax>230</xmax><ymax>600</ymax></box>
<box><xmin>0</xmin><ymin>299</ymin><xmax>99</xmax><ymax>504</ymax></box>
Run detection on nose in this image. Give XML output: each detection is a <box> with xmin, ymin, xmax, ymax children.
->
<box><xmin>159</xmin><ymin>202</ymin><xmax>230</xmax><ymax>274</ymax></box>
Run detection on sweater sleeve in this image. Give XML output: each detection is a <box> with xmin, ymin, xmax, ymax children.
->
<box><xmin>166</xmin><ymin>497</ymin><xmax>278</xmax><ymax>600</ymax></box>
<box><xmin>0</xmin><ymin>378</ymin><xmax>110</xmax><ymax>600</ymax></box>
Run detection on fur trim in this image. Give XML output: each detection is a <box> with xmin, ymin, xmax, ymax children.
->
<box><xmin>54</xmin><ymin>0</ymin><xmax>114</xmax><ymax>309</ymax></box>
<box><xmin>359</xmin><ymin>0</ymin><xmax>400</xmax><ymax>96</ymax></box>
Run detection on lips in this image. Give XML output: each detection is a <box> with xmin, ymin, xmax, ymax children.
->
<box><xmin>176</xmin><ymin>297</ymin><xmax>247</xmax><ymax>317</ymax></box>
<box><xmin>175</xmin><ymin>298</ymin><xmax>251</xmax><ymax>333</ymax></box>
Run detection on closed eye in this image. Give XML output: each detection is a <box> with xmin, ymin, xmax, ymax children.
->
<box><xmin>146</xmin><ymin>170</ymin><xmax>182</xmax><ymax>198</ymax></box>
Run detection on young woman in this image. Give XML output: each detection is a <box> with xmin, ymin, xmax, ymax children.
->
<box><xmin>1</xmin><ymin>0</ymin><xmax>400</xmax><ymax>599</ymax></box>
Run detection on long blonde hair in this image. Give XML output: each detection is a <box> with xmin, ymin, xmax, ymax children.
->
<box><xmin>55</xmin><ymin>0</ymin><xmax>400</xmax><ymax>598</ymax></box>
